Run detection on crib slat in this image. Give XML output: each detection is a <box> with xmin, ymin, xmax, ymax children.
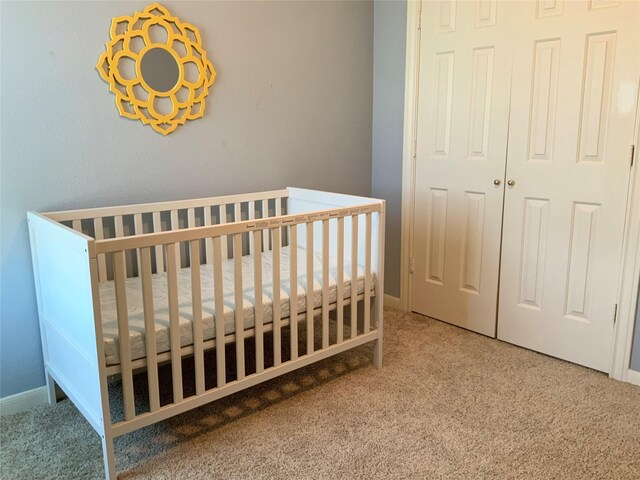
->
<box><xmin>187</xmin><ymin>207</ymin><xmax>196</xmax><ymax>270</ymax></box>
<box><xmin>152</xmin><ymin>212</ymin><xmax>165</xmax><ymax>273</ymax></box>
<box><xmin>134</xmin><ymin>214</ymin><xmax>143</xmax><ymax>235</ymax></box>
<box><xmin>351</xmin><ymin>215</ymin><xmax>359</xmax><ymax>339</ymax></box>
<box><xmin>170</xmin><ymin>210</ymin><xmax>181</xmax><ymax>272</ymax></box>
<box><xmin>233</xmin><ymin>234</ymin><xmax>245</xmax><ymax>380</ymax></box>
<box><xmin>190</xmin><ymin>240</ymin><xmax>205</xmax><ymax>395</ymax></box>
<box><xmin>114</xmin><ymin>215</ymin><xmax>124</xmax><ymax>238</ymax></box>
<box><xmin>114</xmin><ymin>250</ymin><xmax>135</xmax><ymax>421</ymax></box>
<box><xmin>114</xmin><ymin>216</ymin><xmax>130</xmax><ymax>277</ymax></box>
<box><xmin>72</xmin><ymin>219</ymin><xmax>82</xmax><ymax>233</ymax></box>
<box><xmin>134</xmin><ymin>213</ymin><xmax>143</xmax><ymax>275</ymax></box>
<box><xmin>364</xmin><ymin>213</ymin><xmax>372</xmax><ymax>333</ymax></box>
<box><xmin>213</xmin><ymin>236</ymin><xmax>226</xmax><ymax>387</ymax></box>
<box><xmin>275</xmin><ymin>199</ymin><xmax>283</xmax><ymax>249</ymax></box>
<box><xmin>249</xmin><ymin>202</ymin><xmax>255</xmax><ymax>254</ymax></box>
<box><xmin>306</xmin><ymin>222</ymin><xmax>314</xmax><ymax>354</ymax></box>
<box><xmin>289</xmin><ymin>225</ymin><xmax>298</xmax><ymax>361</ymax></box>
<box><xmin>170</xmin><ymin>210</ymin><xmax>179</xmax><ymax>230</ymax></box>
<box><xmin>140</xmin><ymin>247</ymin><xmax>160</xmax><ymax>412</ymax></box>
<box><xmin>115</xmin><ymin>215</ymin><xmax>125</xmax><ymax>276</ymax></box>
<box><xmin>253</xmin><ymin>230</ymin><xmax>264</xmax><ymax>373</ymax></box>
<box><xmin>93</xmin><ymin>218</ymin><xmax>108</xmax><ymax>282</ymax></box>
<box><xmin>234</xmin><ymin>203</ymin><xmax>241</xmax><ymax>258</ymax></box>
<box><xmin>166</xmin><ymin>243</ymin><xmax>183</xmax><ymax>403</ymax></box>
<box><xmin>336</xmin><ymin>217</ymin><xmax>345</xmax><ymax>343</ymax></box>
<box><xmin>261</xmin><ymin>200</ymin><xmax>269</xmax><ymax>250</ymax></box>
<box><xmin>220</xmin><ymin>204</ymin><xmax>229</xmax><ymax>260</ymax></box>
<box><xmin>272</xmin><ymin>227</ymin><xmax>282</xmax><ymax>366</ymax></box>
<box><xmin>204</xmin><ymin>206</ymin><xmax>213</xmax><ymax>264</ymax></box>
<box><xmin>322</xmin><ymin>220</ymin><xmax>329</xmax><ymax>349</ymax></box>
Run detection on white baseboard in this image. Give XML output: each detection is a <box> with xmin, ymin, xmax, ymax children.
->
<box><xmin>0</xmin><ymin>386</ymin><xmax>48</xmax><ymax>416</ymax></box>
<box><xmin>627</xmin><ymin>370</ymin><xmax>640</xmax><ymax>386</ymax></box>
<box><xmin>384</xmin><ymin>294</ymin><xmax>401</xmax><ymax>310</ymax></box>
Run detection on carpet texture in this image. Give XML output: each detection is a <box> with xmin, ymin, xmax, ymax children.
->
<box><xmin>1</xmin><ymin>308</ymin><xmax>639</xmax><ymax>479</ymax></box>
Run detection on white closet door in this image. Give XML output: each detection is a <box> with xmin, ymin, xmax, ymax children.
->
<box><xmin>411</xmin><ymin>0</ymin><xmax>512</xmax><ymax>336</ymax></box>
<box><xmin>497</xmin><ymin>0</ymin><xmax>640</xmax><ymax>371</ymax></box>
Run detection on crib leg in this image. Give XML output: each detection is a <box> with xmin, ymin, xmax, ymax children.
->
<box><xmin>373</xmin><ymin>337</ymin><xmax>383</xmax><ymax>369</ymax></box>
<box><xmin>45</xmin><ymin>371</ymin><xmax>57</xmax><ymax>405</ymax></box>
<box><xmin>373</xmin><ymin>295</ymin><xmax>383</xmax><ymax>369</ymax></box>
<box><xmin>101</xmin><ymin>432</ymin><xmax>116</xmax><ymax>480</ymax></box>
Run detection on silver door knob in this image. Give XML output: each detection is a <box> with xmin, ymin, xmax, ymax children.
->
<box><xmin>494</xmin><ymin>179</ymin><xmax>502</xmax><ymax>186</ymax></box>
<box><xmin>507</xmin><ymin>180</ymin><xmax>515</xmax><ymax>187</ymax></box>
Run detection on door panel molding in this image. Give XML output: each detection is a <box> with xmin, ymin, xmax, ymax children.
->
<box><xmin>528</xmin><ymin>39</ymin><xmax>560</xmax><ymax>162</ymax></box>
<box><xmin>426</xmin><ymin>188</ymin><xmax>448</xmax><ymax>284</ymax></box>
<box><xmin>433</xmin><ymin>52</ymin><xmax>455</xmax><ymax>157</ymax></box>
<box><xmin>519</xmin><ymin>197</ymin><xmax>549</xmax><ymax>310</ymax></box>
<box><xmin>564</xmin><ymin>202</ymin><xmax>600</xmax><ymax>322</ymax></box>
<box><xmin>460</xmin><ymin>191</ymin><xmax>486</xmax><ymax>294</ymax></box>
<box><xmin>468</xmin><ymin>47</ymin><xmax>494</xmax><ymax>160</ymax></box>
<box><xmin>577</xmin><ymin>32</ymin><xmax>616</xmax><ymax>164</ymax></box>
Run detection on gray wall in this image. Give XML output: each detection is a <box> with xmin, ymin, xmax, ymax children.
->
<box><xmin>0</xmin><ymin>1</ymin><xmax>373</xmax><ymax>397</ymax></box>
<box><xmin>372</xmin><ymin>0</ymin><xmax>406</xmax><ymax>298</ymax></box>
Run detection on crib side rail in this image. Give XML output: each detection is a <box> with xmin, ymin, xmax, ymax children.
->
<box><xmin>97</xmin><ymin>201</ymin><xmax>384</xmax><ymax>437</ymax></box>
<box><xmin>27</xmin><ymin>212</ymin><xmax>108</xmax><ymax>435</ymax></box>
<box><xmin>92</xmin><ymin>204</ymin><xmax>381</xmax><ymax>254</ymax></box>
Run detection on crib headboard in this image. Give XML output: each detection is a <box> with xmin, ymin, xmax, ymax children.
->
<box><xmin>286</xmin><ymin>188</ymin><xmax>385</xmax><ymax>270</ymax></box>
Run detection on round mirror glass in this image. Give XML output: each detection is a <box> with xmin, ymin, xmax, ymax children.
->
<box><xmin>140</xmin><ymin>47</ymin><xmax>179</xmax><ymax>93</ymax></box>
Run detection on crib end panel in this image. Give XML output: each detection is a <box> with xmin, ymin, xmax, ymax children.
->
<box><xmin>27</xmin><ymin>213</ymin><xmax>108</xmax><ymax>434</ymax></box>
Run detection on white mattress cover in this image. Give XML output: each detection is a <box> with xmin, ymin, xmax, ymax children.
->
<box><xmin>100</xmin><ymin>246</ymin><xmax>370</xmax><ymax>365</ymax></box>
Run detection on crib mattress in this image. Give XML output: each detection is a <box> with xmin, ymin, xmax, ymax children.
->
<box><xmin>100</xmin><ymin>246</ymin><xmax>371</xmax><ymax>365</ymax></box>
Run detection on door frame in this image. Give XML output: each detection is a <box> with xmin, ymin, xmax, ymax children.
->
<box><xmin>610</xmin><ymin>101</ymin><xmax>640</xmax><ymax>383</ymax></box>
<box><xmin>400</xmin><ymin>0</ymin><xmax>421</xmax><ymax>313</ymax></box>
<box><xmin>400</xmin><ymin>0</ymin><xmax>640</xmax><ymax>382</ymax></box>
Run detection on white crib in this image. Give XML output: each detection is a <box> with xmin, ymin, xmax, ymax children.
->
<box><xmin>27</xmin><ymin>187</ymin><xmax>385</xmax><ymax>479</ymax></box>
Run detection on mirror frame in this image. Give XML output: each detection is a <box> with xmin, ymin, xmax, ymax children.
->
<box><xmin>97</xmin><ymin>3</ymin><xmax>216</xmax><ymax>135</ymax></box>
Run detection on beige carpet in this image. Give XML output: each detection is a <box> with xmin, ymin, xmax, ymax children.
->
<box><xmin>1</xmin><ymin>308</ymin><xmax>639</xmax><ymax>479</ymax></box>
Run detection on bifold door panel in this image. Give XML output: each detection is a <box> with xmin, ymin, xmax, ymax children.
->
<box><xmin>411</xmin><ymin>0</ymin><xmax>639</xmax><ymax>371</ymax></box>
<box><xmin>496</xmin><ymin>0</ymin><xmax>639</xmax><ymax>372</ymax></box>
<box><xmin>411</xmin><ymin>0</ymin><xmax>512</xmax><ymax>337</ymax></box>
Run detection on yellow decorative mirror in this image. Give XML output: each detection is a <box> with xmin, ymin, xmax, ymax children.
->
<box><xmin>96</xmin><ymin>3</ymin><xmax>216</xmax><ymax>135</ymax></box>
